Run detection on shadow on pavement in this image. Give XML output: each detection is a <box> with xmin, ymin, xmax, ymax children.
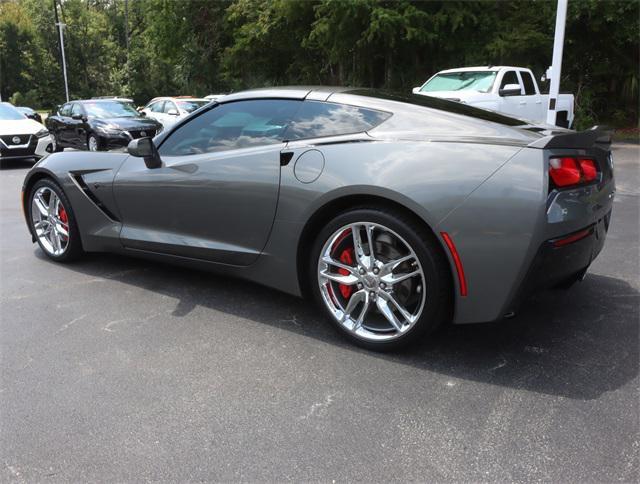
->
<box><xmin>36</xmin><ymin>249</ymin><xmax>639</xmax><ymax>401</ymax></box>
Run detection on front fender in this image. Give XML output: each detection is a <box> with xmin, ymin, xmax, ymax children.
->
<box><xmin>23</xmin><ymin>151</ymin><xmax>130</xmax><ymax>252</ymax></box>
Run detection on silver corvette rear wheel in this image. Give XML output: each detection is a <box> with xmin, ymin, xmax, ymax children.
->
<box><xmin>317</xmin><ymin>222</ymin><xmax>427</xmax><ymax>342</ymax></box>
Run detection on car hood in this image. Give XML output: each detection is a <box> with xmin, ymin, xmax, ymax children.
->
<box><xmin>91</xmin><ymin>117</ymin><xmax>161</xmax><ymax>130</ymax></box>
<box><xmin>0</xmin><ymin>118</ymin><xmax>44</xmax><ymax>135</ymax></box>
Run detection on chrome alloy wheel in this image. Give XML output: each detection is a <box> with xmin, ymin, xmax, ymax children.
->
<box><xmin>317</xmin><ymin>222</ymin><xmax>427</xmax><ymax>342</ymax></box>
<box><xmin>88</xmin><ymin>135</ymin><xmax>98</xmax><ymax>152</ymax></box>
<box><xmin>30</xmin><ymin>186</ymin><xmax>70</xmax><ymax>256</ymax></box>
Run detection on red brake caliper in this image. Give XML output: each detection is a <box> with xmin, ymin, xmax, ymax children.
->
<box><xmin>337</xmin><ymin>248</ymin><xmax>354</xmax><ymax>299</ymax></box>
<box><xmin>58</xmin><ymin>206</ymin><xmax>68</xmax><ymax>239</ymax></box>
<box><xmin>328</xmin><ymin>228</ymin><xmax>355</xmax><ymax>301</ymax></box>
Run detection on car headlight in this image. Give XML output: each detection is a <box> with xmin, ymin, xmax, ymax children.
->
<box><xmin>97</xmin><ymin>126</ymin><xmax>123</xmax><ymax>136</ymax></box>
<box><xmin>35</xmin><ymin>128</ymin><xmax>49</xmax><ymax>138</ymax></box>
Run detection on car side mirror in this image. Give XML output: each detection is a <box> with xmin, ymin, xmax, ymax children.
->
<box><xmin>412</xmin><ymin>87</ymin><xmax>421</xmax><ymax>94</ymax></box>
<box><xmin>167</xmin><ymin>108</ymin><xmax>179</xmax><ymax>116</ymax></box>
<box><xmin>128</xmin><ymin>137</ymin><xmax>162</xmax><ymax>169</ymax></box>
<box><xmin>499</xmin><ymin>84</ymin><xmax>522</xmax><ymax>97</ymax></box>
<box><xmin>71</xmin><ymin>113</ymin><xmax>85</xmax><ymax>121</ymax></box>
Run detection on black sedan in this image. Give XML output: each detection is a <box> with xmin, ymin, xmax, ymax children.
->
<box><xmin>46</xmin><ymin>99</ymin><xmax>162</xmax><ymax>152</ymax></box>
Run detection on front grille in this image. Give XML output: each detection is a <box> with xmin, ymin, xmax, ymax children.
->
<box><xmin>0</xmin><ymin>135</ymin><xmax>37</xmax><ymax>157</ymax></box>
<box><xmin>0</xmin><ymin>134</ymin><xmax>31</xmax><ymax>146</ymax></box>
<box><xmin>128</xmin><ymin>129</ymin><xmax>155</xmax><ymax>139</ymax></box>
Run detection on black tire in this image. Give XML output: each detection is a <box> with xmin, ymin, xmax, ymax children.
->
<box><xmin>309</xmin><ymin>206</ymin><xmax>452</xmax><ymax>351</ymax></box>
<box><xmin>51</xmin><ymin>132</ymin><xmax>63</xmax><ymax>152</ymax></box>
<box><xmin>28</xmin><ymin>178</ymin><xmax>84</xmax><ymax>262</ymax></box>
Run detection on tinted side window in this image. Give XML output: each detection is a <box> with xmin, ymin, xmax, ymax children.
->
<box><xmin>71</xmin><ymin>104</ymin><xmax>83</xmax><ymax>116</ymax></box>
<box><xmin>521</xmin><ymin>72</ymin><xmax>536</xmax><ymax>95</ymax></box>
<box><xmin>284</xmin><ymin>101</ymin><xmax>390</xmax><ymax>140</ymax></box>
<box><xmin>60</xmin><ymin>103</ymin><xmax>72</xmax><ymax>116</ymax></box>
<box><xmin>159</xmin><ymin>99</ymin><xmax>300</xmax><ymax>156</ymax></box>
<box><xmin>500</xmin><ymin>71</ymin><xmax>520</xmax><ymax>89</ymax></box>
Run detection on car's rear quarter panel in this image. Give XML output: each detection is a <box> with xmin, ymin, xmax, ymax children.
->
<box><xmin>251</xmin><ymin>138</ymin><xmax>526</xmax><ymax>303</ymax></box>
<box><xmin>439</xmin><ymin>143</ymin><xmax>615</xmax><ymax>324</ymax></box>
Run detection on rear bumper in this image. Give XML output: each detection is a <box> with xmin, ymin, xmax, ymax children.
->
<box><xmin>504</xmin><ymin>210</ymin><xmax>611</xmax><ymax>316</ymax></box>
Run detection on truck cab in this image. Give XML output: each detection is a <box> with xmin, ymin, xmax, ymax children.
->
<box><xmin>413</xmin><ymin>66</ymin><xmax>574</xmax><ymax>128</ymax></box>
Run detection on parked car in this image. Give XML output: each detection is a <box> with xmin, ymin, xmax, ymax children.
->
<box><xmin>16</xmin><ymin>106</ymin><xmax>43</xmax><ymax>124</ymax></box>
<box><xmin>140</xmin><ymin>96</ymin><xmax>210</xmax><ymax>129</ymax></box>
<box><xmin>46</xmin><ymin>99</ymin><xmax>162</xmax><ymax>152</ymax></box>
<box><xmin>413</xmin><ymin>66</ymin><xmax>575</xmax><ymax>128</ymax></box>
<box><xmin>21</xmin><ymin>87</ymin><xmax>614</xmax><ymax>350</ymax></box>
<box><xmin>91</xmin><ymin>96</ymin><xmax>135</xmax><ymax>103</ymax></box>
<box><xmin>0</xmin><ymin>102</ymin><xmax>52</xmax><ymax>162</ymax></box>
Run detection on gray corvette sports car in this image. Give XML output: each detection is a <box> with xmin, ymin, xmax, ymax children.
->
<box><xmin>22</xmin><ymin>87</ymin><xmax>615</xmax><ymax>350</ymax></box>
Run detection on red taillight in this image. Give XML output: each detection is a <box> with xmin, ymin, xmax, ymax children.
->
<box><xmin>549</xmin><ymin>156</ymin><xmax>599</xmax><ymax>188</ymax></box>
<box><xmin>579</xmin><ymin>158</ymin><xmax>597</xmax><ymax>181</ymax></box>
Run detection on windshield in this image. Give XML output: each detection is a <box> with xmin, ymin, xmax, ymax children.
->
<box><xmin>83</xmin><ymin>101</ymin><xmax>139</xmax><ymax>118</ymax></box>
<box><xmin>0</xmin><ymin>103</ymin><xmax>27</xmax><ymax>121</ymax></box>
<box><xmin>177</xmin><ymin>100</ymin><xmax>209</xmax><ymax>113</ymax></box>
<box><xmin>421</xmin><ymin>71</ymin><xmax>497</xmax><ymax>93</ymax></box>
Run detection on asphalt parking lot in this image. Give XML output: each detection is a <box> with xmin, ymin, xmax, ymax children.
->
<box><xmin>1</xmin><ymin>144</ymin><xmax>638</xmax><ymax>482</ymax></box>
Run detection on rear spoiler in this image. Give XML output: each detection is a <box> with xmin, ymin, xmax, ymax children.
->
<box><xmin>528</xmin><ymin>125</ymin><xmax>613</xmax><ymax>150</ymax></box>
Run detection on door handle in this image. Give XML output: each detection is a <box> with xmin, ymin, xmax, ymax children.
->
<box><xmin>519</xmin><ymin>101</ymin><xmax>526</xmax><ymax>105</ymax></box>
<box><xmin>280</xmin><ymin>151</ymin><xmax>294</xmax><ymax>166</ymax></box>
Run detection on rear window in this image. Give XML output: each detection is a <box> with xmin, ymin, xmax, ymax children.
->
<box><xmin>347</xmin><ymin>89</ymin><xmax>527</xmax><ymax>127</ymax></box>
<box><xmin>283</xmin><ymin>101</ymin><xmax>391</xmax><ymax>140</ymax></box>
<box><xmin>177</xmin><ymin>100</ymin><xmax>209</xmax><ymax>113</ymax></box>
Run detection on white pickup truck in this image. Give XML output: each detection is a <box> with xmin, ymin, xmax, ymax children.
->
<box><xmin>413</xmin><ymin>66</ymin><xmax>574</xmax><ymax>128</ymax></box>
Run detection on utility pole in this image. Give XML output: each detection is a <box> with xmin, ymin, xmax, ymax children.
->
<box><xmin>124</xmin><ymin>0</ymin><xmax>130</xmax><ymax>89</ymax></box>
<box><xmin>546</xmin><ymin>0</ymin><xmax>568</xmax><ymax>126</ymax></box>
<box><xmin>53</xmin><ymin>0</ymin><xmax>69</xmax><ymax>102</ymax></box>
<box><xmin>124</xmin><ymin>0</ymin><xmax>130</xmax><ymax>55</ymax></box>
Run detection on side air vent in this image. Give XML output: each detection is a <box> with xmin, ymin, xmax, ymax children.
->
<box><xmin>69</xmin><ymin>173</ymin><xmax>120</xmax><ymax>222</ymax></box>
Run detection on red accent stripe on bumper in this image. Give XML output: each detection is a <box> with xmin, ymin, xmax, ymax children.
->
<box><xmin>552</xmin><ymin>227</ymin><xmax>594</xmax><ymax>247</ymax></box>
<box><xmin>441</xmin><ymin>232</ymin><xmax>468</xmax><ymax>297</ymax></box>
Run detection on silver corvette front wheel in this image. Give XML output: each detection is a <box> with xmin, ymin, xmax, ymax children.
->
<box><xmin>312</xmin><ymin>208</ymin><xmax>451</xmax><ymax>350</ymax></box>
<box><xmin>31</xmin><ymin>186</ymin><xmax>70</xmax><ymax>256</ymax></box>
<box><xmin>28</xmin><ymin>179</ymin><xmax>83</xmax><ymax>262</ymax></box>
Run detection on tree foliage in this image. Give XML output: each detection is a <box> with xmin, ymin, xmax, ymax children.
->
<box><xmin>0</xmin><ymin>0</ymin><xmax>637</xmax><ymax>127</ymax></box>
